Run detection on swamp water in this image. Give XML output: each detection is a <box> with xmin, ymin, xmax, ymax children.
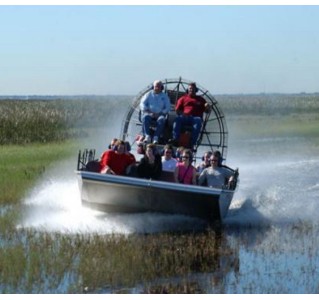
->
<box><xmin>17</xmin><ymin>114</ymin><xmax>319</xmax><ymax>293</ymax></box>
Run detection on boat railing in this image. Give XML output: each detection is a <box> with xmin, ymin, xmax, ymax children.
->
<box><xmin>77</xmin><ymin>149</ymin><xmax>97</xmax><ymax>171</ymax></box>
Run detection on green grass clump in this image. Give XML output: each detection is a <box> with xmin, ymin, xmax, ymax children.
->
<box><xmin>0</xmin><ymin>141</ymin><xmax>78</xmax><ymax>238</ymax></box>
<box><xmin>0</xmin><ymin>142</ymin><xmax>77</xmax><ymax>205</ymax></box>
<box><xmin>0</xmin><ymin>229</ymin><xmax>230</xmax><ymax>293</ymax></box>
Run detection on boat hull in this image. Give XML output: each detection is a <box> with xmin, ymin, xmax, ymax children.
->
<box><xmin>76</xmin><ymin>171</ymin><xmax>235</xmax><ymax>222</ymax></box>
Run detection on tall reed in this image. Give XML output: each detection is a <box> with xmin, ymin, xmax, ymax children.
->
<box><xmin>0</xmin><ymin>97</ymin><xmax>129</xmax><ymax>145</ymax></box>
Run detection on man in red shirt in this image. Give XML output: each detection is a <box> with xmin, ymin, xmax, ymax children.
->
<box><xmin>100</xmin><ymin>140</ymin><xmax>136</xmax><ymax>175</ymax></box>
<box><xmin>170</xmin><ymin>83</ymin><xmax>210</xmax><ymax>149</ymax></box>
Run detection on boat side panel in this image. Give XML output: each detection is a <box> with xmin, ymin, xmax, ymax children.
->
<box><xmin>81</xmin><ymin>179</ymin><xmax>153</xmax><ymax>213</ymax></box>
<box><xmin>148</xmin><ymin>185</ymin><xmax>222</xmax><ymax>220</ymax></box>
<box><xmin>79</xmin><ymin>175</ymin><xmax>228</xmax><ymax>221</ymax></box>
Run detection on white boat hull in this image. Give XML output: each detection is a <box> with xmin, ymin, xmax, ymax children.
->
<box><xmin>76</xmin><ymin>171</ymin><xmax>235</xmax><ymax>222</ymax></box>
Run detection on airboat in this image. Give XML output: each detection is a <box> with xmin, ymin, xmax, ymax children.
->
<box><xmin>76</xmin><ymin>77</ymin><xmax>239</xmax><ymax>222</ymax></box>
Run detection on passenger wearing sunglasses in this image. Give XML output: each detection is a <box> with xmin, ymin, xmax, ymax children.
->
<box><xmin>174</xmin><ymin>149</ymin><xmax>197</xmax><ymax>185</ymax></box>
<box><xmin>161</xmin><ymin>144</ymin><xmax>178</xmax><ymax>172</ymax></box>
<box><xmin>196</xmin><ymin>151</ymin><xmax>213</xmax><ymax>174</ymax></box>
<box><xmin>198</xmin><ymin>151</ymin><xmax>234</xmax><ymax>188</ymax></box>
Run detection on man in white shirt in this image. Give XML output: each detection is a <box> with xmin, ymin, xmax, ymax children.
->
<box><xmin>161</xmin><ymin>144</ymin><xmax>178</xmax><ymax>172</ymax></box>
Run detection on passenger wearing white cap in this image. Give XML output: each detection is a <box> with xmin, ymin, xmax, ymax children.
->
<box><xmin>139</xmin><ymin>80</ymin><xmax>171</xmax><ymax>144</ymax></box>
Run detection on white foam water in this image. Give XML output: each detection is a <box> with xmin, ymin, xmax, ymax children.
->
<box><xmin>19</xmin><ymin>169</ymin><xmax>206</xmax><ymax>234</ymax></box>
<box><xmin>226</xmin><ymin>144</ymin><xmax>319</xmax><ymax>227</ymax></box>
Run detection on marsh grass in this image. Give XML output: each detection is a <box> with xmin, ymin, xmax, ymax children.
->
<box><xmin>228</xmin><ymin>113</ymin><xmax>319</xmax><ymax>142</ymax></box>
<box><xmin>0</xmin><ymin>229</ymin><xmax>231</xmax><ymax>293</ymax></box>
<box><xmin>2</xmin><ymin>224</ymin><xmax>317</xmax><ymax>293</ymax></box>
<box><xmin>0</xmin><ymin>142</ymin><xmax>78</xmax><ymax>205</ymax></box>
<box><xmin>0</xmin><ymin>141</ymin><xmax>79</xmax><ymax>262</ymax></box>
<box><xmin>217</xmin><ymin>93</ymin><xmax>319</xmax><ymax>116</ymax></box>
<box><xmin>0</xmin><ymin>98</ymin><xmax>129</xmax><ymax>145</ymax></box>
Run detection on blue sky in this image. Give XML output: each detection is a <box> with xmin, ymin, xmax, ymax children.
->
<box><xmin>0</xmin><ymin>5</ymin><xmax>318</xmax><ymax>95</ymax></box>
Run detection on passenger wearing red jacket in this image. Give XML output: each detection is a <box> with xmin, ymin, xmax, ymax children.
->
<box><xmin>100</xmin><ymin>140</ymin><xmax>136</xmax><ymax>175</ymax></box>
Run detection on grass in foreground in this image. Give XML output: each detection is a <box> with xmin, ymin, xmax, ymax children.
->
<box><xmin>1</xmin><ymin>224</ymin><xmax>317</xmax><ymax>293</ymax></box>
<box><xmin>0</xmin><ymin>229</ymin><xmax>230</xmax><ymax>293</ymax></box>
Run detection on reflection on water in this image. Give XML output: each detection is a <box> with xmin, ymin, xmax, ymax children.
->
<box><xmin>18</xmin><ymin>119</ymin><xmax>319</xmax><ymax>293</ymax></box>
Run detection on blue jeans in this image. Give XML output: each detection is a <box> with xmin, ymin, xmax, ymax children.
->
<box><xmin>142</xmin><ymin>114</ymin><xmax>166</xmax><ymax>138</ymax></box>
<box><xmin>172</xmin><ymin>115</ymin><xmax>202</xmax><ymax>146</ymax></box>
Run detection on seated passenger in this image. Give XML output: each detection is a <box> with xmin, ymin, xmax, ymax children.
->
<box><xmin>137</xmin><ymin>143</ymin><xmax>162</xmax><ymax>180</ymax></box>
<box><xmin>124</xmin><ymin>140</ymin><xmax>138</xmax><ymax>176</ymax></box>
<box><xmin>161</xmin><ymin>144</ymin><xmax>178</xmax><ymax>172</ymax></box>
<box><xmin>196</xmin><ymin>151</ymin><xmax>213</xmax><ymax>173</ymax></box>
<box><xmin>175</xmin><ymin>146</ymin><xmax>185</xmax><ymax>162</ymax></box>
<box><xmin>108</xmin><ymin>137</ymin><xmax>118</xmax><ymax>150</ymax></box>
<box><xmin>198</xmin><ymin>151</ymin><xmax>234</xmax><ymax>188</ymax></box>
<box><xmin>174</xmin><ymin>149</ymin><xmax>197</xmax><ymax>185</ymax></box>
<box><xmin>124</xmin><ymin>141</ymin><xmax>135</xmax><ymax>160</ymax></box>
<box><xmin>99</xmin><ymin>139</ymin><xmax>136</xmax><ymax>175</ymax></box>
<box><xmin>139</xmin><ymin>80</ymin><xmax>171</xmax><ymax>144</ymax></box>
<box><xmin>169</xmin><ymin>83</ymin><xmax>211</xmax><ymax>149</ymax></box>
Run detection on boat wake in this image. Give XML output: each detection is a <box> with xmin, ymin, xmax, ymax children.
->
<box><xmin>226</xmin><ymin>156</ymin><xmax>319</xmax><ymax>227</ymax></box>
<box><xmin>19</xmin><ymin>142</ymin><xmax>319</xmax><ymax>233</ymax></box>
<box><xmin>19</xmin><ymin>175</ymin><xmax>207</xmax><ymax>235</ymax></box>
